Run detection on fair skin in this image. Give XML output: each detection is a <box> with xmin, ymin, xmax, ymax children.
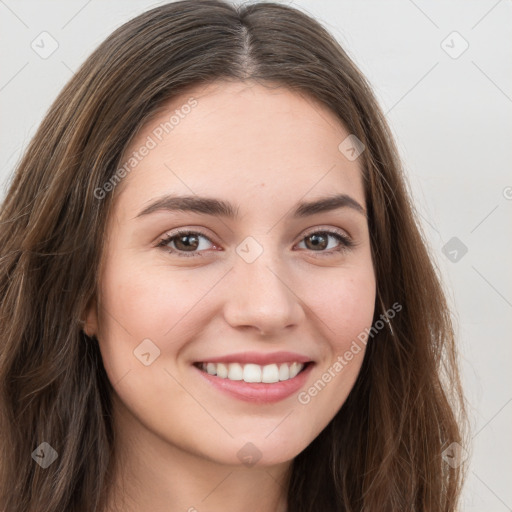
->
<box><xmin>85</xmin><ymin>80</ymin><xmax>376</xmax><ymax>512</ymax></box>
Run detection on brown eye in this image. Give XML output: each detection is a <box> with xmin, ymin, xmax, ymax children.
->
<box><xmin>172</xmin><ymin>233</ymin><xmax>200</xmax><ymax>251</ymax></box>
<box><xmin>297</xmin><ymin>230</ymin><xmax>354</xmax><ymax>255</ymax></box>
<box><xmin>304</xmin><ymin>233</ymin><xmax>329</xmax><ymax>250</ymax></box>
<box><xmin>157</xmin><ymin>230</ymin><xmax>214</xmax><ymax>257</ymax></box>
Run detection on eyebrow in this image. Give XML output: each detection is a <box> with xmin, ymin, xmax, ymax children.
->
<box><xmin>135</xmin><ymin>193</ymin><xmax>366</xmax><ymax>220</ymax></box>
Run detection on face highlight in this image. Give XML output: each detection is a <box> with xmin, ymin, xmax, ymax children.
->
<box><xmin>86</xmin><ymin>80</ymin><xmax>376</xmax><ymax>468</ymax></box>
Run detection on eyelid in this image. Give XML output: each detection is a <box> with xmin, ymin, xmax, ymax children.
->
<box><xmin>300</xmin><ymin>225</ymin><xmax>351</xmax><ymax>240</ymax></box>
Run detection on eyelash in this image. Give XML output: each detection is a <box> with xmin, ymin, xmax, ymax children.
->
<box><xmin>156</xmin><ymin>228</ymin><xmax>355</xmax><ymax>258</ymax></box>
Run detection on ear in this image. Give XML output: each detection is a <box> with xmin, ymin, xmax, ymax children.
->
<box><xmin>82</xmin><ymin>295</ymin><xmax>99</xmax><ymax>339</ymax></box>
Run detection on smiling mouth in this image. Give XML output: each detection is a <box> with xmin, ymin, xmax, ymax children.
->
<box><xmin>194</xmin><ymin>361</ymin><xmax>311</xmax><ymax>384</ymax></box>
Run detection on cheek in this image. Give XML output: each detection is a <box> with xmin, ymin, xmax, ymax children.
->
<box><xmin>295</xmin><ymin>262</ymin><xmax>375</xmax><ymax>392</ymax></box>
<box><xmin>95</xmin><ymin>257</ymin><xmax>218</xmax><ymax>424</ymax></box>
<box><xmin>302</xmin><ymin>263</ymin><xmax>376</xmax><ymax>348</ymax></box>
<box><xmin>333</xmin><ymin>276</ymin><xmax>375</xmax><ymax>346</ymax></box>
<box><xmin>98</xmin><ymin>257</ymin><xmax>212</xmax><ymax>340</ymax></box>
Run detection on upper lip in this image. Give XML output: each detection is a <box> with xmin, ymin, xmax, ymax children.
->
<box><xmin>195</xmin><ymin>351</ymin><xmax>313</xmax><ymax>365</ymax></box>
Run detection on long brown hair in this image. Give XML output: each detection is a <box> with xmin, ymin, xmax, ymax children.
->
<box><xmin>0</xmin><ymin>1</ymin><xmax>468</xmax><ymax>510</ymax></box>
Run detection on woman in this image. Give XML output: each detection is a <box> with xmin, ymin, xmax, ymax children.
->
<box><xmin>0</xmin><ymin>1</ymin><xmax>468</xmax><ymax>510</ymax></box>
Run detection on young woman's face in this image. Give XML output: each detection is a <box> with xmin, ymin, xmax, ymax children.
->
<box><xmin>86</xmin><ymin>80</ymin><xmax>376</xmax><ymax>467</ymax></box>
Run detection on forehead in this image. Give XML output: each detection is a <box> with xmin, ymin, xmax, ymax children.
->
<box><xmin>113</xmin><ymin>80</ymin><xmax>365</xmax><ymax>219</ymax></box>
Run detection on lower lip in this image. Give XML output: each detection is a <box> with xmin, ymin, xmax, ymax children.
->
<box><xmin>194</xmin><ymin>363</ymin><xmax>314</xmax><ymax>403</ymax></box>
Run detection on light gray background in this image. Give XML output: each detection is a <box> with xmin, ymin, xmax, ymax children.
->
<box><xmin>1</xmin><ymin>1</ymin><xmax>511</xmax><ymax>510</ymax></box>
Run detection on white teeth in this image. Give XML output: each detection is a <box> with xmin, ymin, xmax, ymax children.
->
<box><xmin>289</xmin><ymin>362</ymin><xmax>301</xmax><ymax>378</ymax></box>
<box><xmin>216</xmin><ymin>363</ymin><xmax>228</xmax><ymax>379</ymax></box>
<box><xmin>261</xmin><ymin>364</ymin><xmax>279</xmax><ymax>383</ymax></box>
<box><xmin>227</xmin><ymin>363</ymin><xmax>243</xmax><ymax>380</ymax></box>
<box><xmin>278</xmin><ymin>363</ymin><xmax>289</xmax><ymax>381</ymax></box>
<box><xmin>199</xmin><ymin>361</ymin><xmax>305</xmax><ymax>383</ymax></box>
<box><xmin>243</xmin><ymin>364</ymin><xmax>262</xmax><ymax>383</ymax></box>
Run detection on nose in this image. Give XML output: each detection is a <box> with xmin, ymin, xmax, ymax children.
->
<box><xmin>222</xmin><ymin>249</ymin><xmax>305</xmax><ymax>338</ymax></box>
